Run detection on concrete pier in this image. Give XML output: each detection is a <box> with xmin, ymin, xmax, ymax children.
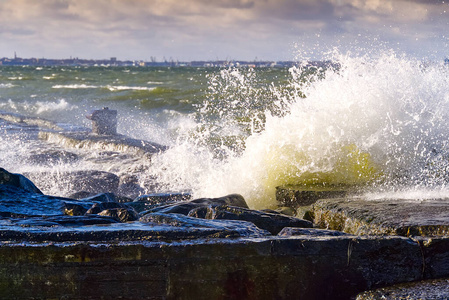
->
<box><xmin>86</xmin><ymin>107</ymin><xmax>118</xmax><ymax>135</ymax></box>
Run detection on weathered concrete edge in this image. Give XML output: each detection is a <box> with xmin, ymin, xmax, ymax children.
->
<box><xmin>38</xmin><ymin>131</ymin><xmax>166</xmax><ymax>156</ymax></box>
<box><xmin>356</xmin><ymin>277</ymin><xmax>449</xmax><ymax>299</ymax></box>
<box><xmin>312</xmin><ymin>198</ymin><xmax>449</xmax><ymax>237</ymax></box>
<box><xmin>0</xmin><ymin>111</ymin><xmax>64</xmax><ymax>131</ymax></box>
<box><xmin>0</xmin><ymin>235</ymin><xmax>445</xmax><ymax>300</ymax></box>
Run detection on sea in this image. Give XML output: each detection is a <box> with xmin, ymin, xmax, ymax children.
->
<box><xmin>2</xmin><ymin>50</ymin><xmax>449</xmax><ymax>209</ymax></box>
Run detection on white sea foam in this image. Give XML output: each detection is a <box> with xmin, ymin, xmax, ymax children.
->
<box><xmin>363</xmin><ymin>187</ymin><xmax>449</xmax><ymax>201</ymax></box>
<box><xmin>106</xmin><ymin>85</ymin><xmax>156</xmax><ymax>92</ymax></box>
<box><xmin>52</xmin><ymin>84</ymin><xmax>155</xmax><ymax>91</ymax></box>
<box><xmin>0</xmin><ymin>99</ymin><xmax>77</xmax><ymax>117</ymax></box>
<box><xmin>0</xmin><ymin>83</ymin><xmax>14</xmax><ymax>88</ymax></box>
<box><xmin>34</xmin><ymin>99</ymin><xmax>75</xmax><ymax>114</ymax></box>
<box><xmin>52</xmin><ymin>84</ymin><xmax>98</xmax><ymax>89</ymax></box>
<box><xmin>148</xmin><ymin>50</ymin><xmax>449</xmax><ymax>209</ymax></box>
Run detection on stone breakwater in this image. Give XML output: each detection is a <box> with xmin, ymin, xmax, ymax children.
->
<box><xmin>1</xmin><ymin>111</ymin><xmax>449</xmax><ymax>299</ymax></box>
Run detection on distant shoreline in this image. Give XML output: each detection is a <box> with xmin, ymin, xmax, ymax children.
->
<box><xmin>0</xmin><ymin>56</ymin><xmax>332</xmax><ymax>68</ymax></box>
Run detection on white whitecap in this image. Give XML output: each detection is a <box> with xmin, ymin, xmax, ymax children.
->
<box><xmin>52</xmin><ymin>84</ymin><xmax>98</xmax><ymax>89</ymax></box>
<box><xmin>106</xmin><ymin>85</ymin><xmax>155</xmax><ymax>91</ymax></box>
<box><xmin>0</xmin><ymin>83</ymin><xmax>15</xmax><ymax>88</ymax></box>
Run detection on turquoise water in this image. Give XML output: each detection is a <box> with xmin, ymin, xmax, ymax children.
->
<box><xmin>2</xmin><ymin>53</ymin><xmax>449</xmax><ymax>209</ymax></box>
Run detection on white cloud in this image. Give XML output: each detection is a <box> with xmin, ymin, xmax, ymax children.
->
<box><xmin>0</xmin><ymin>0</ymin><xmax>447</xmax><ymax>60</ymax></box>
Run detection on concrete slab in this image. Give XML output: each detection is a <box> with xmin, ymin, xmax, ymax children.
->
<box><xmin>313</xmin><ymin>197</ymin><xmax>449</xmax><ymax>237</ymax></box>
<box><xmin>39</xmin><ymin>131</ymin><xmax>167</xmax><ymax>156</ymax></box>
<box><xmin>0</xmin><ymin>235</ymin><xmax>425</xmax><ymax>300</ymax></box>
<box><xmin>356</xmin><ymin>278</ymin><xmax>449</xmax><ymax>300</ymax></box>
<box><xmin>276</xmin><ymin>185</ymin><xmax>349</xmax><ymax>208</ymax></box>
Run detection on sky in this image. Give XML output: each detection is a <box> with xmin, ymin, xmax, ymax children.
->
<box><xmin>0</xmin><ymin>0</ymin><xmax>448</xmax><ymax>62</ymax></box>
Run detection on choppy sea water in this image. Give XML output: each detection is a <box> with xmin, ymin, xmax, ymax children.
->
<box><xmin>2</xmin><ymin>50</ymin><xmax>449</xmax><ymax>209</ymax></box>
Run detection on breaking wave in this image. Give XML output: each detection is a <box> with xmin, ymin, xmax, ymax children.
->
<box><xmin>147</xmin><ymin>50</ymin><xmax>449</xmax><ymax>209</ymax></box>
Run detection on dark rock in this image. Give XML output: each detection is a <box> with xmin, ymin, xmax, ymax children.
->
<box><xmin>115</xmin><ymin>195</ymin><xmax>134</xmax><ymax>203</ymax></box>
<box><xmin>13</xmin><ymin>218</ymin><xmax>60</xmax><ymax>227</ymax></box>
<box><xmin>117</xmin><ymin>174</ymin><xmax>145</xmax><ymax>199</ymax></box>
<box><xmin>86</xmin><ymin>202</ymin><xmax>127</xmax><ymax>214</ymax></box>
<box><xmin>276</xmin><ymin>185</ymin><xmax>348</xmax><ymax>208</ymax></box>
<box><xmin>130</xmin><ymin>192</ymin><xmax>192</xmax><ymax>212</ymax></box>
<box><xmin>68</xmin><ymin>170</ymin><xmax>119</xmax><ymax>194</ymax></box>
<box><xmin>356</xmin><ymin>278</ymin><xmax>449</xmax><ymax>300</ymax></box>
<box><xmin>187</xmin><ymin>206</ymin><xmax>210</xmax><ymax>219</ymax></box>
<box><xmin>148</xmin><ymin>194</ymin><xmax>248</xmax><ymax>215</ymax></box>
<box><xmin>313</xmin><ymin>197</ymin><xmax>449</xmax><ymax>237</ymax></box>
<box><xmin>80</xmin><ymin>192</ymin><xmax>116</xmax><ymax>203</ymax></box>
<box><xmin>188</xmin><ymin>205</ymin><xmax>313</xmax><ymax>235</ymax></box>
<box><xmin>63</xmin><ymin>194</ymin><xmax>119</xmax><ymax>216</ymax></box>
<box><xmin>62</xmin><ymin>201</ymin><xmax>89</xmax><ymax>216</ymax></box>
<box><xmin>86</xmin><ymin>201</ymin><xmax>139</xmax><ymax>222</ymax></box>
<box><xmin>67</xmin><ymin>191</ymin><xmax>97</xmax><ymax>199</ymax></box>
<box><xmin>14</xmin><ymin>215</ymin><xmax>119</xmax><ymax>227</ymax></box>
<box><xmin>25</xmin><ymin>170</ymin><xmax>120</xmax><ymax>196</ymax></box>
<box><xmin>296</xmin><ymin>205</ymin><xmax>315</xmax><ymax>222</ymax></box>
<box><xmin>148</xmin><ymin>194</ymin><xmax>310</xmax><ymax>235</ymax></box>
<box><xmin>0</xmin><ymin>184</ymin><xmax>65</xmax><ymax>216</ymax></box>
<box><xmin>97</xmin><ymin>208</ymin><xmax>139</xmax><ymax>222</ymax></box>
<box><xmin>0</xmin><ymin>168</ymin><xmax>42</xmax><ymax>194</ymax></box>
<box><xmin>0</xmin><ymin>235</ymin><xmax>425</xmax><ymax>299</ymax></box>
<box><xmin>26</xmin><ymin>150</ymin><xmax>79</xmax><ymax>166</ymax></box>
<box><xmin>140</xmin><ymin>212</ymin><xmax>270</xmax><ymax>238</ymax></box>
<box><xmin>278</xmin><ymin>227</ymin><xmax>351</xmax><ymax>237</ymax></box>
<box><xmin>274</xmin><ymin>206</ymin><xmax>296</xmax><ymax>216</ymax></box>
<box><xmin>419</xmin><ymin>237</ymin><xmax>449</xmax><ymax>279</ymax></box>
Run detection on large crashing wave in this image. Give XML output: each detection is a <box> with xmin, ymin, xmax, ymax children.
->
<box><xmin>148</xmin><ymin>51</ymin><xmax>449</xmax><ymax>208</ymax></box>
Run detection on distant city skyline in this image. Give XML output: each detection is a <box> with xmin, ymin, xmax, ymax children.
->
<box><xmin>0</xmin><ymin>1</ymin><xmax>449</xmax><ymax>62</ymax></box>
<box><xmin>1</xmin><ymin>54</ymin><xmax>324</xmax><ymax>68</ymax></box>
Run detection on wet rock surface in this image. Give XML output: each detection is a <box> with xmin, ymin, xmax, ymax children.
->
<box><xmin>146</xmin><ymin>194</ymin><xmax>312</xmax><ymax>234</ymax></box>
<box><xmin>313</xmin><ymin>197</ymin><xmax>449</xmax><ymax>236</ymax></box>
<box><xmin>130</xmin><ymin>192</ymin><xmax>192</xmax><ymax>212</ymax></box>
<box><xmin>356</xmin><ymin>278</ymin><xmax>449</xmax><ymax>299</ymax></box>
<box><xmin>0</xmin><ymin>235</ymin><xmax>426</xmax><ymax>300</ymax></box>
<box><xmin>278</xmin><ymin>227</ymin><xmax>352</xmax><ymax>237</ymax></box>
<box><xmin>0</xmin><ymin>184</ymin><xmax>66</xmax><ymax>217</ymax></box>
<box><xmin>39</xmin><ymin>130</ymin><xmax>168</xmax><ymax>156</ymax></box>
<box><xmin>25</xmin><ymin>149</ymin><xmax>79</xmax><ymax>166</ymax></box>
<box><xmin>0</xmin><ymin>169</ymin><xmax>281</xmax><ymax>241</ymax></box>
<box><xmin>0</xmin><ymin>167</ymin><xmax>42</xmax><ymax>194</ymax></box>
<box><xmin>2</xmin><ymin>113</ymin><xmax>449</xmax><ymax>299</ymax></box>
<box><xmin>276</xmin><ymin>184</ymin><xmax>349</xmax><ymax>207</ymax></box>
<box><xmin>25</xmin><ymin>170</ymin><xmax>121</xmax><ymax>196</ymax></box>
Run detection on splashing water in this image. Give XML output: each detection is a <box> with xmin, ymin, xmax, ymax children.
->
<box><xmin>148</xmin><ymin>51</ymin><xmax>449</xmax><ymax>209</ymax></box>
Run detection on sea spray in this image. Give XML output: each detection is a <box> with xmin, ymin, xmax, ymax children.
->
<box><xmin>2</xmin><ymin>58</ymin><xmax>449</xmax><ymax>208</ymax></box>
<box><xmin>148</xmin><ymin>51</ymin><xmax>449</xmax><ymax>209</ymax></box>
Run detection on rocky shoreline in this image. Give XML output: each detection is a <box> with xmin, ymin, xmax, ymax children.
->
<box><xmin>1</xmin><ymin>110</ymin><xmax>449</xmax><ymax>299</ymax></box>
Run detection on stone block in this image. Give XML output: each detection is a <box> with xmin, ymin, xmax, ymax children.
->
<box><xmin>313</xmin><ymin>197</ymin><xmax>449</xmax><ymax>237</ymax></box>
<box><xmin>0</xmin><ymin>235</ymin><xmax>425</xmax><ymax>300</ymax></box>
<box><xmin>276</xmin><ymin>185</ymin><xmax>348</xmax><ymax>208</ymax></box>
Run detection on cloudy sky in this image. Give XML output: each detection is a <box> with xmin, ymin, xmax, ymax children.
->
<box><xmin>0</xmin><ymin>0</ymin><xmax>448</xmax><ymax>61</ymax></box>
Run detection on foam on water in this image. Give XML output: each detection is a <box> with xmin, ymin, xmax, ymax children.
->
<box><xmin>52</xmin><ymin>84</ymin><xmax>157</xmax><ymax>92</ymax></box>
<box><xmin>0</xmin><ymin>83</ymin><xmax>15</xmax><ymax>88</ymax></box>
<box><xmin>0</xmin><ymin>99</ymin><xmax>77</xmax><ymax>119</ymax></box>
<box><xmin>148</xmin><ymin>50</ymin><xmax>449</xmax><ymax>209</ymax></box>
<box><xmin>52</xmin><ymin>84</ymin><xmax>98</xmax><ymax>89</ymax></box>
